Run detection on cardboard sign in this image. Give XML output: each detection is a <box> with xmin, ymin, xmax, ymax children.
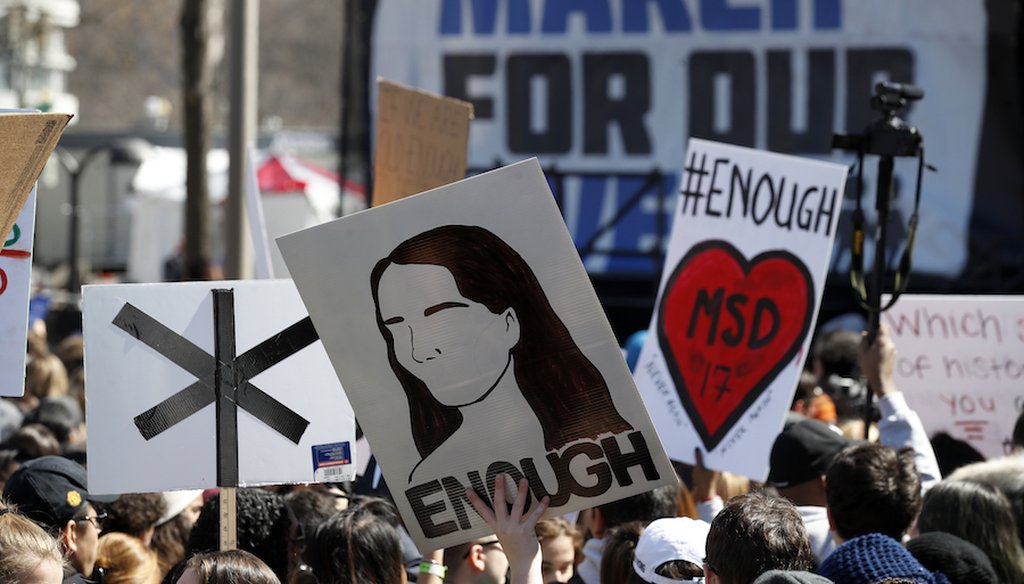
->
<box><xmin>372</xmin><ymin>79</ymin><xmax>472</xmax><ymax>206</ymax></box>
<box><xmin>0</xmin><ymin>113</ymin><xmax>71</xmax><ymax>245</ymax></box>
<box><xmin>83</xmin><ymin>280</ymin><xmax>356</xmax><ymax>494</ymax></box>
<box><xmin>0</xmin><ymin>188</ymin><xmax>37</xmax><ymax>396</ymax></box>
<box><xmin>278</xmin><ymin>159</ymin><xmax>674</xmax><ymax>550</ymax></box>
<box><xmin>634</xmin><ymin>139</ymin><xmax>847</xmax><ymax>480</ymax></box>
<box><xmin>883</xmin><ymin>295</ymin><xmax>1024</xmax><ymax>459</ymax></box>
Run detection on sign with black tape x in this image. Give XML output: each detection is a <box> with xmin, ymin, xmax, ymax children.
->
<box><xmin>83</xmin><ymin>280</ymin><xmax>356</xmax><ymax>494</ymax></box>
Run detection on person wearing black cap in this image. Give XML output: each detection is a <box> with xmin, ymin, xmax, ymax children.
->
<box><xmin>765</xmin><ymin>325</ymin><xmax>940</xmax><ymax>565</ymax></box>
<box><xmin>3</xmin><ymin>455</ymin><xmax>117</xmax><ymax>583</ymax></box>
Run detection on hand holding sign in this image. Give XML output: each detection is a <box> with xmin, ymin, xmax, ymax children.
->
<box><xmin>467</xmin><ymin>475</ymin><xmax>549</xmax><ymax>584</ymax></box>
<box><xmin>859</xmin><ymin>323</ymin><xmax>898</xmax><ymax>398</ymax></box>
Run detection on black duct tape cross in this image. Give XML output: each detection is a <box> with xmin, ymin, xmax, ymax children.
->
<box><xmin>113</xmin><ymin>288</ymin><xmax>315</xmax><ymax>486</ymax></box>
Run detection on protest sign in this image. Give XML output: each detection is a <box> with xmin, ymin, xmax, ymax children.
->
<box><xmin>278</xmin><ymin>158</ymin><xmax>674</xmax><ymax>550</ymax></box>
<box><xmin>372</xmin><ymin>79</ymin><xmax>473</xmax><ymax>206</ymax></box>
<box><xmin>0</xmin><ymin>188</ymin><xmax>37</xmax><ymax>397</ymax></box>
<box><xmin>0</xmin><ymin>112</ymin><xmax>70</xmax><ymax>246</ymax></box>
<box><xmin>634</xmin><ymin>139</ymin><xmax>847</xmax><ymax>480</ymax></box>
<box><xmin>883</xmin><ymin>295</ymin><xmax>1024</xmax><ymax>460</ymax></box>
<box><xmin>83</xmin><ymin>280</ymin><xmax>356</xmax><ymax>494</ymax></box>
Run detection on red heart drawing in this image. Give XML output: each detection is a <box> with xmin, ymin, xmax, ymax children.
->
<box><xmin>657</xmin><ymin>240</ymin><xmax>814</xmax><ymax>451</ymax></box>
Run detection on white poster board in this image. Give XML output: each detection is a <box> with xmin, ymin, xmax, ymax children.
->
<box><xmin>0</xmin><ymin>188</ymin><xmax>36</xmax><ymax>396</ymax></box>
<box><xmin>278</xmin><ymin>158</ymin><xmax>675</xmax><ymax>550</ymax></box>
<box><xmin>83</xmin><ymin>280</ymin><xmax>356</xmax><ymax>494</ymax></box>
<box><xmin>883</xmin><ymin>295</ymin><xmax>1024</xmax><ymax>460</ymax></box>
<box><xmin>634</xmin><ymin>139</ymin><xmax>847</xmax><ymax>480</ymax></box>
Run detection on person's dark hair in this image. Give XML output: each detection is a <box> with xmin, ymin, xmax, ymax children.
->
<box><xmin>657</xmin><ymin>560</ymin><xmax>704</xmax><ymax>579</ymax></box>
<box><xmin>184</xmin><ymin>549</ymin><xmax>281</xmax><ymax>584</ymax></box>
<box><xmin>351</xmin><ymin>495</ymin><xmax>401</xmax><ymax>527</ymax></box>
<box><xmin>918</xmin><ymin>480</ymin><xmax>1024</xmax><ymax>584</ymax></box>
<box><xmin>6</xmin><ymin>423</ymin><xmax>60</xmax><ymax>461</ymax></box>
<box><xmin>792</xmin><ymin>370</ymin><xmax>819</xmax><ymax>408</ymax></box>
<box><xmin>825</xmin><ymin>443</ymin><xmax>921</xmax><ymax>541</ymax></box>
<box><xmin>23</xmin><ymin>396</ymin><xmax>81</xmax><ymax>445</ymax></box>
<box><xmin>812</xmin><ymin>329</ymin><xmax>860</xmax><ymax>379</ymax></box>
<box><xmin>99</xmin><ymin>493</ymin><xmax>167</xmax><ymax>539</ymax></box>
<box><xmin>370</xmin><ymin>225</ymin><xmax>633</xmax><ymax>462</ymax></box>
<box><xmin>597</xmin><ymin>483</ymin><xmax>679</xmax><ymax>530</ymax></box>
<box><xmin>303</xmin><ymin>505</ymin><xmax>404</xmax><ymax>584</ymax></box>
<box><xmin>1013</xmin><ymin>411</ymin><xmax>1024</xmax><ymax>452</ymax></box>
<box><xmin>600</xmin><ymin>521</ymin><xmax>646</xmax><ymax>584</ymax></box>
<box><xmin>704</xmin><ymin>492</ymin><xmax>812</xmax><ymax>584</ymax></box>
<box><xmin>283</xmin><ymin>489</ymin><xmax>338</xmax><ymax>534</ymax></box>
<box><xmin>948</xmin><ymin>456</ymin><xmax>1024</xmax><ymax>547</ymax></box>
<box><xmin>151</xmin><ymin>513</ymin><xmax>190</xmax><ymax>576</ymax></box>
<box><xmin>161</xmin><ymin>558</ymin><xmax>188</xmax><ymax>584</ymax></box>
<box><xmin>187</xmin><ymin>488</ymin><xmax>291</xmax><ymax>582</ymax></box>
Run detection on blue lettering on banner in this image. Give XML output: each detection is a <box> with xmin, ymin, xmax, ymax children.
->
<box><xmin>622</xmin><ymin>0</ymin><xmax>692</xmax><ymax>33</ymax></box>
<box><xmin>440</xmin><ymin>0</ymin><xmax>841</xmax><ymax>35</ymax></box>
<box><xmin>541</xmin><ymin>0</ymin><xmax>613</xmax><ymax>34</ymax></box>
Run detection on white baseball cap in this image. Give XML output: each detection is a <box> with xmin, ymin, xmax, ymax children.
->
<box><xmin>633</xmin><ymin>517</ymin><xmax>710</xmax><ymax>584</ymax></box>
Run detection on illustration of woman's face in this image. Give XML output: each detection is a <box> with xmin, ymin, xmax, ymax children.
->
<box><xmin>376</xmin><ymin>263</ymin><xmax>521</xmax><ymax>407</ymax></box>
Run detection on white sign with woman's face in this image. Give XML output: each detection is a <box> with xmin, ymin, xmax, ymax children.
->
<box><xmin>278</xmin><ymin>159</ymin><xmax>675</xmax><ymax>550</ymax></box>
<box><xmin>375</xmin><ymin>262</ymin><xmax>521</xmax><ymax>408</ymax></box>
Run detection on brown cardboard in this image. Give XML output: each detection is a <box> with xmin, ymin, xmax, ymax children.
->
<box><xmin>0</xmin><ymin>113</ymin><xmax>72</xmax><ymax>246</ymax></box>
<box><xmin>372</xmin><ymin>79</ymin><xmax>472</xmax><ymax>206</ymax></box>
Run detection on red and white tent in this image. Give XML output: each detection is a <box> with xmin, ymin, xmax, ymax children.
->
<box><xmin>256</xmin><ymin>154</ymin><xmax>366</xmax><ymax>218</ymax></box>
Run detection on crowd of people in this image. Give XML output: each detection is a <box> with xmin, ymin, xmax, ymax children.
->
<box><xmin>1</xmin><ymin>314</ymin><xmax>1023</xmax><ymax>584</ymax></box>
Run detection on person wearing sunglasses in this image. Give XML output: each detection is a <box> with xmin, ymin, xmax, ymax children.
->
<box><xmin>2</xmin><ymin>455</ymin><xmax>118</xmax><ymax>583</ymax></box>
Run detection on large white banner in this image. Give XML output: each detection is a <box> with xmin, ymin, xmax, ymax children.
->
<box><xmin>635</xmin><ymin>139</ymin><xmax>846</xmax><ymax>480</ymax></box>
<box><xmin>884</xmin><ymin>295</ymin><xmax>1024</xmax><ymax>460</ymax></box>
<box><xmin>373</xmin><ymin>0</ymin><xmax>986</xmax><ymax>278</ymax></box>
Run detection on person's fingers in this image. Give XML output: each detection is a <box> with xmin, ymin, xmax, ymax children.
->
<box><xmin>525</xmin><ymin>495</ymin><xmax>550</xmax><ymax>526</ymax></box>
<box><xmin>467</xmin><ymin>487</ymin><xmax>497</xmax><ymax>525</ymax></box>
<box><xmin>493</xmin><ymin>473</ymin><xmax>508</xmax><ymax>522</ymax></box>
<box><xmin>509</xmin><ymin>478</ymin><xmax>529</xmax><ymax>520</ymax></box>
<box><xmin>694</xmin><ymin>447</ymin><xmax>704</xmax><ymax>469</ymax></box>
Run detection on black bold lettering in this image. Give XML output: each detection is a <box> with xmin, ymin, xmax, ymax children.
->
<box><xmin>815</xmin><ymin>187</ymin><xmax>837</xmax><ymax>236</ymax></box>
<box><xmin>689</xmin><ymin>51</ymin><xmax>755</xmax><ymax>147</ymax></box>
<box><xmin>749</xmin><ymin>298</ymin><xmax>781</xmax><ymax>349</ymax></box>
<box><xmin>553</xmin><ymin>441</ymin><xmax>613</xmax><ymax>497</ymax></box>
<box><xmin>583</xmin><ymin>53</ymin><xmax>652</xmax><ymax>154</ymax></box>
<box><xmin>406</xmin><ymin>480</ymin><xmax>458</xmax><ymax>538</ymax></box>
<box><xmin>507</xmin><ymin>54</ymin><xmax>572</xmax><ymax>153</ymax></box>
<box><xmin>751</xmin><ymin>174</ymin><xmax>777</xmax><ymax>225</ymax></box>
<box><xmin>601</xmin><ymin>431</ymin><xmax>660</xmax><ymax>486</ymax></box>
<box><xmin>441</xmin><ymin>475</ymin><xmax>475</xmax><ymax>530</ymax></box>
<box><xmin>485</xmin><ymin>461</ymin><xmax>529</xmax><ymax>508</ymax></box>
<box><xmin>444</xmin><ymin>54</ymin><xmax>497</xmax><ymax>119</ymax></box>
<box><xmin>687</xmin><ymin>288</ymin><xmax>724</xmax><ymax>345</ymax></box>
<box><xmin>521</xmin><ymin>457</ymin><xmax>572</xmax><ymax>507</ymax></box>
<box><xmin>767</xmin><ymin>50</ymin><xmax>835</xmax><ymax>153</ymax></box>
<box><xmin>705</xmin><ymin>158</ymin><xmax>730</xmax><ymax>217</ymax></box>
<box><xmin>721</xmin><ymin>293</ymin><xmax>749</xmax><ymax>346</ymax></box>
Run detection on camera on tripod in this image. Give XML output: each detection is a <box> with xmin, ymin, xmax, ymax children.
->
<box><xmin>833</xmin><ymin>81</ymin><xmax>924</xmax><ymax>159</ymax></box>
